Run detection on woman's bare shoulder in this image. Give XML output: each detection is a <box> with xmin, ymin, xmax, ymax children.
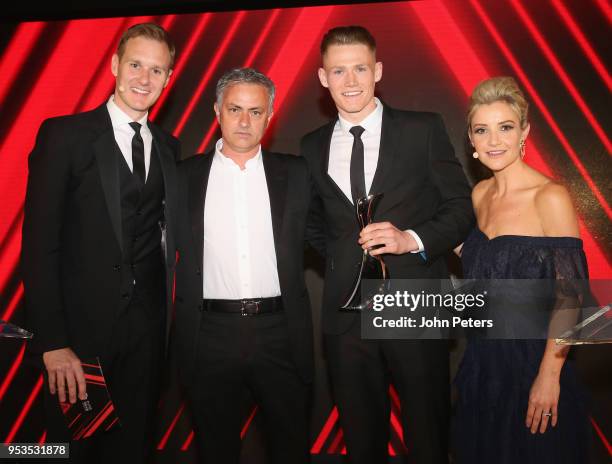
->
<box><xmin>534</xmin><ymin>182</ymin><xmax>579</xmax><ymax>238</ymax></box>
<box><xmin>471</xmin><ymin>178</ymin><xmax>493</xmax><ymax>208</ymax></box>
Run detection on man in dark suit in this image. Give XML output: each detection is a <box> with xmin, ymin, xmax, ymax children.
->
<box><xmin>21</xmin><ymin>23</ymin><xmax>179</xmax><ymax>463</ymax></box>
<box><xmin>173</xmin><ymin>68</ymin><xmax>313</xmax><ymax>463</ymax></box>
<box><xmin>300</xmin><ymin>26</ymin><xmax>474</xmax><ymax>463</ymax></box>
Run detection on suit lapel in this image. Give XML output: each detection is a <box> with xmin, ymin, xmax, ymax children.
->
<box><xmin>262</xmin><ymin>151</ymin><xmax>287</xmax><ymax>254</ymax></box>
<box><xmin>189</xmin><ymin>153</ymin><xmax>213</xmax><ymax>271</ymax></box>
<box><xmin>319</xmin><ymin>120</ymin><xmax>354</xmax><ymax>210</ymax></box>
<box><xmin>369</xmin><ymin>104</ymin><xmax>398</xmax><ymax>197</ymax></box>
<box><xmin>92</xmin><ymin>106</ymin><xmax>123</xmax><ymax>252</ymax></box>
<box><xmin>150</xmin><ymin>124</ymin><xmax>178</xmax><ymax>265</ymax></box>
<box><xmin>150</xmin><ymin>125</ymin><xmax>177</xmax><ymax>191</ymax></box>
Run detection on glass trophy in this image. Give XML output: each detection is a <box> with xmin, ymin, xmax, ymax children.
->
<box><xmin>0</xmin><ymin>320</ymin><xmax>33</xmax><ymax>339</ymax></box>
<box><xmin>555</xmin><ymin>303</ymin><xmax>612</xmax><ymax>345</ymax></box>
<box><xmin>341</xmin><ymin>193</ymin><xmax>390</xmax><ymax>311</ymax></box>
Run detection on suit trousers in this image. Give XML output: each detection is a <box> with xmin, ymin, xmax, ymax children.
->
<box><xmin>325</xmin><ymin>319</ymin><xmax>450</xmax><ymax>464</ymax></box>
<box><xmin>43</xmin><ymin>286</ymin><xmax>165</xmax><ymax>464</ymax></box>
<box><xmin>186</xmin><ymin>311</ymin><xmax>310</xmax><ymax>464</ymax></box>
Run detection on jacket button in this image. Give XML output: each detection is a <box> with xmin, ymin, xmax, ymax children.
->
<box><xmin>196</xmin><ymin>270</ymin><xmax>201</xmax><ymax>276</ymax></box>
<box><xmin>114</xmin><ymin>264</ymin><xmax>121</xmax><ymax>271</ymax></box>
<box><xmin>198</xmin><ymin>303</ymin><xmax>204</xmax><ymax>311</ymax></box>
<box><xmin>121</xmin><ymin>293</ymin><xmax>129</xmax><ymax>299</ymax></box>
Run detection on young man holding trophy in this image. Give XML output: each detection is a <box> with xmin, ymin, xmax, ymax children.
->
<box><xmin>300</xmin><ymin>26</ymin><xmax>474</xmax><ymax>464</ymax></box>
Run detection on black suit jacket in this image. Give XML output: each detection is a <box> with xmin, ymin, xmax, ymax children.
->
<box><xmin>172</xmin><ymin>151</ymin><xmax>314</xmax><ymax>385</ymax></box>
<box><xmin>21</xmin><ymin>103</ymin><xmax>180</xmax><ymax>358</ymax></box>
<box><xmin>301</xmin><ymin>103</ymin><xmax>474</xmax><ymax>335</ymax></box>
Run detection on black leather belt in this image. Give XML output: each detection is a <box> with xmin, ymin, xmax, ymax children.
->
<box><xmin>202</xmin><ymin>297</ymin><xmax>283</xmax><ymax>316</ymax></box>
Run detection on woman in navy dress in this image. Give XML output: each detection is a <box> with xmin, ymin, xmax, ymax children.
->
<box><xmin>453</xmin><ymin>77</ymin><xmax>589</xmax><ymax>464</ymax></box>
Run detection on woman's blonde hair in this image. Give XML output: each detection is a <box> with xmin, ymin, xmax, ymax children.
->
<box><xmin>467</xmin><ymin>76</ymin><xmax>529</xmax><ymax>130</ymax></box>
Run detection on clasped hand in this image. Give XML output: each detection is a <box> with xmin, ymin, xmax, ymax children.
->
<box><xmin>358</xmin><ymin>221</ymin><xmax>417</xmax><ymax>255</ymax></box>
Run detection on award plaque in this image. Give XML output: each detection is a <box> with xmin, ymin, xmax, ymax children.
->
<box><xmin>341</xmin><ymin>193</ymin><xmax>390</xmax><ymax>311</ymax></box>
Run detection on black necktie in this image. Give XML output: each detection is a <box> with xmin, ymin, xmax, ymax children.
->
<box><xmin>129</xmin><ymin>121</ymin><xmax>146</xmax><ymax>186</ymax></box>
<box><xmin>349</xmin><ymin>125</ymin><xmax>366</xmax><ymax>203</ymax></box>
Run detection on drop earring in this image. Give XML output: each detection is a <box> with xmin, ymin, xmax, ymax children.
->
<box><xmin>520</xmin><ymin>139</ymin><xmax>526</xmax><ymax>158</ymax></box>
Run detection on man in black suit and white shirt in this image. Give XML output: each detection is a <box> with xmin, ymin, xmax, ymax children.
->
<box><xmin>173</xmin><ymin>68</ymin><xmax>313</xmax><ymax>464</ymax></box>
<box><xmin>300</xmin><ymin>26</ymin><xmax>474</xmax><ymax>463</ymax></box>
<box><xmin>21</xmin><ymin>23</ymin><xmax>179</xmax><ymax>463</ymax></box>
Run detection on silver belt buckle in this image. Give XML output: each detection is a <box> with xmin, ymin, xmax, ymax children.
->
<box><xmin>241</xmin><ymin>299</ymin><xmax>261</xmax><ymax>316</ymax></box>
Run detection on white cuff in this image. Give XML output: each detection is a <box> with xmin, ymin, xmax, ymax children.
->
<box><xmin>405</xmin><ymin>229</ymin><xmax>425</xmax><ymax>253</ymax></box>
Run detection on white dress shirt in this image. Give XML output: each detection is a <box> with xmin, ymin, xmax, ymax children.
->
<box><xmin>328</xmin><ymin>97</ymin><xmax>383</xmax><ymax>201</ymax></box>
<box><xmin>202</xmin><ymin>139</ymin><xmax>281</xmax><ymax>299</ymax></box>
<box><xmin>328</xmin><ymin>97</ymin><xmax>424</xmax><ymax>253</ymax></box>
<box><xmin>106</xmin><ymin>95</ymin><xmax>152</xmax><ymax>180</ymax></box>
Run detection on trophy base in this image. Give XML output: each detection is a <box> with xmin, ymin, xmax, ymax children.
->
<box><xmin>340</xmin><ymin>280</ymin><xmax>390</xmax><ymax>312</ymax></box>
<box><xmin>339</xmin><ymin>304</ymin><xmax>367</xmax><ymax>312</ymax></box>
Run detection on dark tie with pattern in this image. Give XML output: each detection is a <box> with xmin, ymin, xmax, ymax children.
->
<box><xmin>129</xmin><ymin>121</ymin><xmax>146</xmax><ymax>186</ymax></box>
<box><xmin>349</xmin><ymin>125</ymin><xmax>366</xmax><ymax>203</ymax></box>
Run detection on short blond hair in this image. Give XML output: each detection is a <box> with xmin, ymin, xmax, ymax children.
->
<box><xmin>467</xmin><ymin>76</ymin><xmax>529</xmax><ymax>130</ymax></box>
<box><xmin>116</xmin><ymin>23</ymin><xmax>176</xmax><ymax>69</ymax></box>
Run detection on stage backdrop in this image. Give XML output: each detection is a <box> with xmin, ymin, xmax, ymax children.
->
<box><xmin>0</xmin><ymin>1</ymin><xmax>610</xmax><ymax>462</ymax></box>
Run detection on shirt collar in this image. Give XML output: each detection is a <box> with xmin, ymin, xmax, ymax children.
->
<box><xmin>214</xmin><ymin>138</ymin><xmax>263</xmax><ymax>170</ymax></box>
<box><xmin>337</xmin><ymin>97</ymin><xmax>383</xmax><ymax>136</ymax></box>
<box><xmin>106</xmin><ymin>95</ymin><xmax>149</xmax><ymax>132</ymax></box>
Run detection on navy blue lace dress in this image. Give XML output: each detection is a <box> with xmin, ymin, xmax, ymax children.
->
<box><xmin>453</xmin><ymin>228</ymin><xmax>590</xmax><ymax>464</ymax></box>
